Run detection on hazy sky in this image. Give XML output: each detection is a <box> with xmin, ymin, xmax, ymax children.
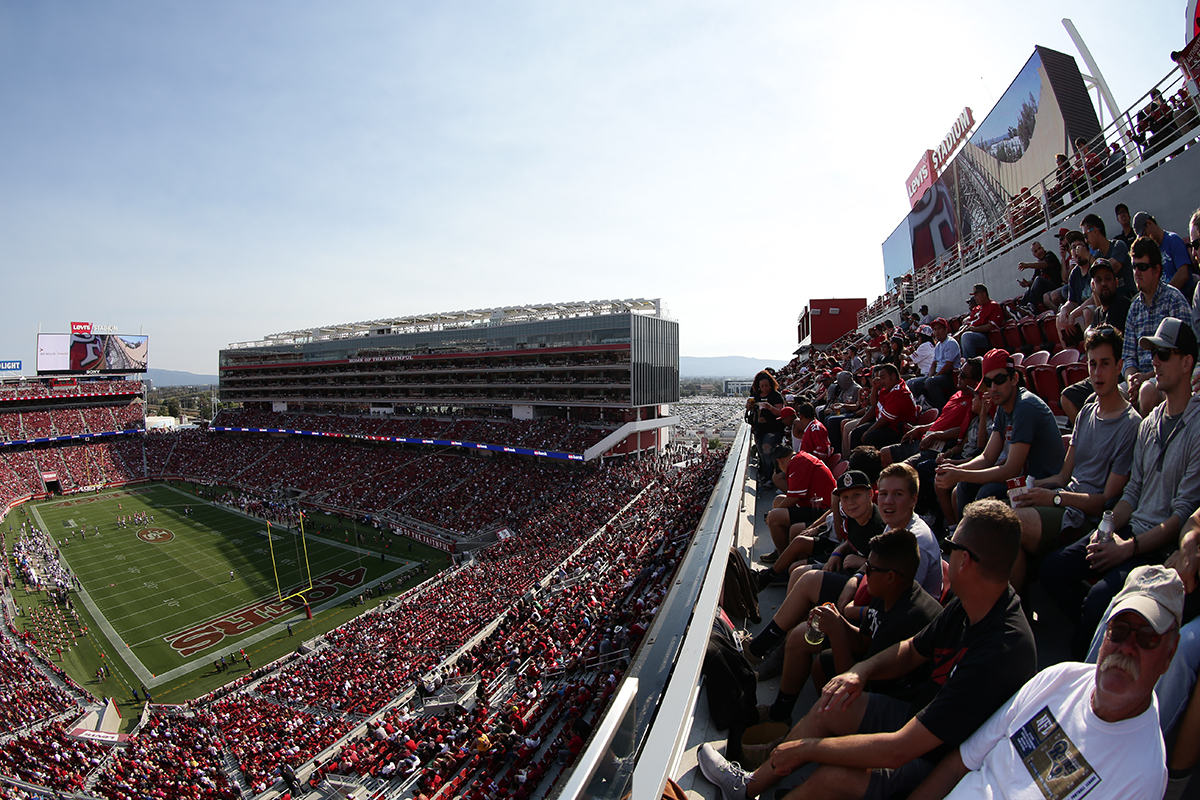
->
<box><xmin>0</xmin><ymin>2</ymin><xmax>1190</xmax><ymax>374</ymax></box>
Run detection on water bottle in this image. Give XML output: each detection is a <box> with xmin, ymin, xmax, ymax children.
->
<box><xmin>1026</xmin><ymin>475</ymin><xmax>1035</xmax><ymax>492</ymax></box>
<box><xmin>1096</xmin><ymin>510</ymin><xmax>1115</xmax><ymax>544</ymax></box>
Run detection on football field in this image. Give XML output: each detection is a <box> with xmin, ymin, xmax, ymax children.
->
<box><xmin>27</xmin><ymin>484</ymin><xmax>416</xmax><ymax>692</ymax></box>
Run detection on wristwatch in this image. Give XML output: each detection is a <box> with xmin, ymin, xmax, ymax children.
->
<box><xmin>1053</xmin><ymin>490</ymin><xmax>1062</xmax><ymax>507</ymax></box>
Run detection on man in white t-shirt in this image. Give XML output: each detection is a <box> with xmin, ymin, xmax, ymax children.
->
<box><xmin>908</xmin><ymin>565</ymin><xmax>1182</xmax><ymax>800</ymax></box>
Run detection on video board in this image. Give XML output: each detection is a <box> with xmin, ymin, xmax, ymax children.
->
<box><xmin>883</xmin><ymin>45</ymin><xmax>1102</xmax><ymax>280</ymax></box>
<box><xmin>37</xmin><ymin>333</ymin><xmax>150</xmax><ymax>375</ymax></box>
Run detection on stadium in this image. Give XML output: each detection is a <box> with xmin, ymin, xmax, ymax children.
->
<box><xmin>5</xmin><ymin>15</ymin><xmax>1200</xmax><ymax>800</ymax></box>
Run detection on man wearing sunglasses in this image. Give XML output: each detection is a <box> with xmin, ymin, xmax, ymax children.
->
<box><xmin>1121</xmin><ymin>237</ymin><xmax>1191</xmax><ymax>416</ymax></box>
<box><xmin>1043</xmin><ymin>316</ymin><xmax>1200</xmax><ymax>659</ymax></box>
<box><xmin>1134</xmin><ymin>210</ymin><xmax>1195</xmax><ymax>297</ymax></box>
<box><xmin>698</xmin><ymin>499</ymin><xmax>1035</xmax><ymax>800</ymax></box>
<box><xmin>908</xmin><ymin>565</ymin><xmax>1181</xmax><ymax>800</ymax></box>
<box><xmin>934</xmin><ymin>348</ymin><xmax>1064</xmax><ymax>519</ymax></box>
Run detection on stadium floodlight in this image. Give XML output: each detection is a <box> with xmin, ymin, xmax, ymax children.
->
<box><xmin>265</xmin><ymin>512</ymin><xmax>315</xmax><ymax>606</ymax></box>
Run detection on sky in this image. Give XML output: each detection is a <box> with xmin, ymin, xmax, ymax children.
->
<box><xmin>0</xmin><ymin>1</ymin><xmax>1191</xmax><ymax>375</ymax></box>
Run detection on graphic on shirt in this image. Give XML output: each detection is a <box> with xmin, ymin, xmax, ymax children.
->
<box><xmin>929</xmin><ymin>646</ymin><xmax>966</xmax><ymax>685</ymax></box>
<box><xmin>1010</xmin><ymin>706</ymin><xmax>1099</xmax><ymax>800</ymax></box>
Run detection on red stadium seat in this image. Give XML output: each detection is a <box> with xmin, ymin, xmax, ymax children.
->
<box><xmin>1039</xmin><ymin>313</ymin><xmax>1062</xmax><ymax>350</ymax></box>
<box><xmin>1001</xmin><ymin>323</ymin><xmax>1024</xmax><ymax>352</ymax></box>
<box><xmin>1049</xmin><ymin>348</ymin><xmax>1081</xmax><ymax>367</ymax></box>
<box><xmin>1019</xmin><ymin>317</ymin><xmax>1044</xmax><ymax>349</ymax></box>
<box><xmin>1058</xmin><ymin>362</ymin><xmax>1088</xmax><ymax>387</ymax></box>
<box><xmin>1027</xmin><ymin>365</ymin><xmax>1064</xmax><ymax>415</ymax></box>
<box><xmin>917</xmin><ymin>408</ymin><xmax>939</xmax><ymax>425</ymax></box>
<box><xmin>1022</xmin><ymin>350</ymin><xmax>1050</xmax><ymax>367</ymax></box>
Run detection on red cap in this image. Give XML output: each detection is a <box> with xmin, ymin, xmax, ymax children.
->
<box><xmin>1055</xmin><ymin>227</ymin><xmax>1070</xmax><ymax>238</ymax></box>
<box><xmin>978</xmin><ymin>348</ymin><xmax>1014</xmax><ymax>390</ymax></box>
<box><xmin>931</xmin><ymin>317</ymin><xmax>948</xmax><ymax>328</ymax></box>
<box><xmin>779</xmin><ymin>407</ymin><xmax>797</xmax><ymax>423</ymax></box>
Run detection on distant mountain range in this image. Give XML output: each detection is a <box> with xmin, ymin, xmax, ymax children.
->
<box><xmin>680</xmin><ymin>356</ymin><xmax>789</xmax><ymax>379</ymax></box>
<box><xmin>146</xmin><ymin>368</ymin><xmax>218</xmax><ymax>387</ymax></box>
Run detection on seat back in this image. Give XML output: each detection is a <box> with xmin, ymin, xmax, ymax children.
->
<box><xmin>1040</xmin><ymin>316</ymin><xmax>1063</xmax><ymax>350</ymax></box>
<box><xmin>1002</xmin><ymin>323</ymin><xmax>1024</xmax><ymax>352</ymax></box>
<box><xmin>1022</xmin><ymin>349</ymin><xmax>1050</xmax><ymax>367</ymax></box>
<box><xmin>1027</xmin><ymin>365</ymin><xmax>1064</xmax><ymax>415</ymax></box>
<box><xmin>1049</xmin><ymin>348</ymin><xmax>1081</xmax><ymax>367</ymax></box>
<box><xmin>917</xmin><ymin>407</ymin><xmax>939</xmax><ymax>425</ymax></box>
<box><xmin>1019</xmin><ymin>317</ymin><xmax>1045</xmax><ymax>348</ymax></box>
<box><xmin>1057</xmin><ymin>362</ymin><xmax>1088</xmax><ymax>387</ymax></box>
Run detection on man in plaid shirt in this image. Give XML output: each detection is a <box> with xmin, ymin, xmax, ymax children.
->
<box><xmin>1122</xmin><ymin>237</ymin><xmax>1192</xmax><ymax>415</ymax></box>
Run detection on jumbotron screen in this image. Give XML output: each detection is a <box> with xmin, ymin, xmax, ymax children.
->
<box><xmin>36</xmin><ymin>333</ymin><xmax>149</xmax><ymax>374</ymax></box>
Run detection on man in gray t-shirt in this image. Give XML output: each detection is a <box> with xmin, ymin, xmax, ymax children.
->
<box><xmin>936</xmin><ymin>349</ymin><xmax>1065</xmax><ymax>520</ymax></box>
<box><xmin>1010</xmin><ymin>327</ymin><xmax>1141</xmax><ymax>592</ymax></box>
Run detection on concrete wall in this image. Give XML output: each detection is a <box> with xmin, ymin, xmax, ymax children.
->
<box><xmin>868</xmin><ymin>144</ymin><xmax>1200</xmax><ymax>328</ymax></box>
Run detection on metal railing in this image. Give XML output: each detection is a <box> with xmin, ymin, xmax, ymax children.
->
<box><xmin>553</xmin><ymin>423</ymin><xmax>751</xmax><ymax>800</ymax></box>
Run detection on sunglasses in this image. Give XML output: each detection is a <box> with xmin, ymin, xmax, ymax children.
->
<box><xmin>1107</xmin><ymin>618</ymin><xmax>1166</xmax><ymax>650</ymax></box>
<box><xmin>1188</xmin><ymin>239</ymin><xmax>1200</xmax><ymax>251</ymax></box>
<box><xmin>1154</xmin><ymin>348</ymin><xmax>1179</xmax><ymax>362</ymax></box>
<box><xmin>941</xmin><ymin>538</ymin><xmax>980</xmax><ymax>562</ymax></box>
<box><xmin>862</xmin><ymin>563</ymin><xmax>899</xmax><ymax>577</ymax></box>
<box><xmin>1133</xmin><ymin>261</ymin><xmax>1156</xmax><ymax>272</ymax></box>
<box><xmin>981</xmin><ymin>372</ymin><xmax>1012</xmax><ymax>388</ymax></box>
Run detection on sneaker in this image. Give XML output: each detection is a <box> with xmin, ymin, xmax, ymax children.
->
<box><xmin>755</xmin><ymin>568</ymin><xmax>787</xmax><ymax>592</ymax></box>
<box><xmin>697</xmin><ymin>743</ymin><xmax>750</xmax><ymax>800</ymax></box>
<box><xmin>758</xmin><ymin>550</ymin><xmax>780</xmax><ymax>565</ymax></box>
<box><xmin>754</xmin><ymin>641</ymin><xmax>786</xmax><ymax>681</ymax></box>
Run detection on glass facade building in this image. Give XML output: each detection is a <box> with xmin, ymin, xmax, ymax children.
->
<box><xmin>219</xmin><ymin>305</ymin><xmax>679</xmax><ymax>415</ymax></box>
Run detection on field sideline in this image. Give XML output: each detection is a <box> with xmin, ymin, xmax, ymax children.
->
<box><xmin>5</xmin><ymin>483</ymin><xmax>447</xmax><ymax>712</ymax></box>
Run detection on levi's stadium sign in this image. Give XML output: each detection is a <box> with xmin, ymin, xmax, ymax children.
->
<box><xmin>71</xmin><ymin>321</ymin><xmax>92</xmax><ymax>334</ymax></box>
<box><xmin>906</xmin><ymin>107</ymin><xmax>975</xmax><ymax>207</ymax></box>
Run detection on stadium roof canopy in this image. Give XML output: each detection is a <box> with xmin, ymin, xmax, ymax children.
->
<box><xmin>227</xmin><ymin>298</ymin><xmax>666</xmax><ymax>349</ymax></box>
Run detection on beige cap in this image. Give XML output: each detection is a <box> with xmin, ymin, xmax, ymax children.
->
<box><xmin>1110</xmin><ymin>565</ymin><xmax>1185</xmax><ymax>634</ymax></box>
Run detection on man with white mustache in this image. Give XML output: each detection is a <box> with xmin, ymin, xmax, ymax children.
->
<box><xmin>908</xmin><ymin>565</ymin><xmax>1182</xmax><ymax>799</ymax></box>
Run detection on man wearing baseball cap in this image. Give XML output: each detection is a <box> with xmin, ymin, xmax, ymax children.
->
<box><xmin>955</xmin><ymin>284</ymin><xmax>1003</xmax><ymax>360</ymax></box>
<box><xmin>910</xmin><ymin>565</ymin><xmax>1181</xmax><ymax>800</ymax></box>
<box><xmin>912</xmin><ymin>324</ymin><xmax>936</xmax><ymax>377</ymax></box>
<box><xmin>908</xmin><ymin>318</ymin><xmax>960</xmax><ymax>412</ymax></box>
<box><xmin>1043</xmin><ymin>316</ymin><xmax>1200</xmax><ymax>658</ymax></box>
<box><xmin>934</xmin><ymin>348</ymin><xmax>1064</xmax><ymax>520</ymax></box>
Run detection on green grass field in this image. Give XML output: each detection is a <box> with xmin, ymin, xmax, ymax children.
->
<box><xmin>5</xmin><ymin>483</ymin><xmax>449</xmax><ymax>714</ymax></box>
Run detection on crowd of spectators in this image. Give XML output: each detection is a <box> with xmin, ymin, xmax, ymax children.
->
<box><xmin>0</xmin><ymin>722</ymin><xmax>106</xmax><ymax>793</ymax></box>
<box><xmin>0</xmin><ymin>440</ymin><xmax>726</xmax><ymax>799</ymax></box>
<box><xmin>214</xmin><ymin>409</ymin><xmax>614</xmax><ymax>454</ymax></box>
<box><xmin>91</xmin><ymin>711</ymin><xmax>239</xmax><ymax>800</ymax></box>
<box><xmin>0</xmin><ymin>404</ymin><xmax>143</xmax><ymax>443</ymax></box>
<box><xmin>705</xmin><ymin>192</ymin><xmax>1200</xmax><ymax>795</ymax></box>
